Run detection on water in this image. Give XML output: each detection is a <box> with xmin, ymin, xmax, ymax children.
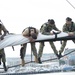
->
<box><xmin>0</xmin><ymin>54</ymin><xmax>75</xmax><ymax>75</ymax></box>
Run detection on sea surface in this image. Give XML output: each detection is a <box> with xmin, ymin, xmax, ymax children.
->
<box><xmin>0</xmin><ymin>54</ymin><xmax>75</xmax><ymax>75</ymax></box>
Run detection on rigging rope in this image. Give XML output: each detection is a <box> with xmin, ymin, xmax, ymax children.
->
<box><xmin>66</xmin><ymin>0</ymin><xmax>75</xmax><ymax>10</ymax></box>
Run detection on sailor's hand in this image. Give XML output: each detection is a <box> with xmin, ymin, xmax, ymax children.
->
<box><xmin>29</xmin><ymin>37</ymin><xmax>35</xmax><ymax>42</ymax></box>
<box><xmin>50</xmin><ymin>31</ymin><xmax>54</xmax><ymax>35</ymax></box>
<box><xmin>68</xmin><ymin>32</ymin><xmax>74</xmax><ymax>36</ymax></box>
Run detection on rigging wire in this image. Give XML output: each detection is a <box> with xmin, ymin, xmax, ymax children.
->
<box><xmin>66</xmin><ymin>0</ymin><xmax>75</xmax><ymax>10</ymax></box>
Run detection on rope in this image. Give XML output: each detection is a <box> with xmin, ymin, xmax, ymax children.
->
<box><xmin>61</xmin><ymin>49</ymin><xmax>75</xmax><ymax>57</ymax></box>
<box><xmin>66</xmin><ymin>0</ymin><xmax>75</xmax><ymax>10</ymax></box>
<box><xmin>42</xmin><ymin>49</ymin><xmax>75</xmax><ymax>62</ymax></box>
<box><xmin>8</xmin><ymin>61</ymin><xmax>34</xmax><ymax>68</ymax></box>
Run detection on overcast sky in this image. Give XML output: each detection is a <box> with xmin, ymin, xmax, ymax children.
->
<box><xmin>0</xmin><ymin>0</ymin><xmax>75</xmax><ymax>57</ymax></box>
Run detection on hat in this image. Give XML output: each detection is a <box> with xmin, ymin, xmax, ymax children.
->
<box><xmin>66</xmin><ymin>17</ymin><xmax>72</xmax><ymax>21</ymax></box>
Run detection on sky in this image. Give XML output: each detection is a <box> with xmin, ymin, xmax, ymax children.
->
<box><xmin>0</xmin><ymin>0</ymin><xmax>75</xmax><ymax>57</ymax></box>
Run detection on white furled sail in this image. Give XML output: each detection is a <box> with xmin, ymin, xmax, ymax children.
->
<box><xmin>0</xmin><ymin>32</ymin><xmax>68</xmax><ymax>49</ymax></box>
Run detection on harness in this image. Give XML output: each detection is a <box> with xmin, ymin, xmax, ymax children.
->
<box><xmin>22</xmin><ymin>27</ymin><xmax>36</xmax><ymax>36</ymax></box>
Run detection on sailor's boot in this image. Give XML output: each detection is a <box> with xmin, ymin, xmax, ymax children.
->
<box><xmin>38</xmin><ymin>57</ymin><xmax>42</xmax><ymax>64</ymax></box>
<box><xmin>34</xmin><ymin>57</ymin><xmax>38</xmax><ymax>63</ymax></box>
<box><xmin>0</xmin><ymin>54</ymin><xmax>2</xmax><ymax>65</ymax></box>
<box><xmin>21</xmin><ymin>59</ymin><xmax>25</xmax><ymax>67</ymax></box>
<box><xmin>58</xmin><ymin>51</ymin><xmax>62</xmax><ymax>59</ymax></box>
<box><xmin>0</xmin><ymin>62</ymin><xmax>1</xmax><ymax>65</ymax></box>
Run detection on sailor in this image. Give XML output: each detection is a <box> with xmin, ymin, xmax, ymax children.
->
<box><xmin>0</xmin><ymin>20</ymin><xmax>9</xmax><ymax>71</ymax></box>
<box><xmin>20</xmin><ymin>27</ymin><xmax>39</xmax><ymax>66</ymax></box>
<box><xmin>38</xmin><ymin>19</ymin><xmax>61</xmax><ymax>63</ymax></box>
<box><xmin>59</xmin><ymin>17</ymin><xmax>75</xmax><ymax>57</ymax></box>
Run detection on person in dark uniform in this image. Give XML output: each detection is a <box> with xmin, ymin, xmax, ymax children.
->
<box><xmin>0</xmin><ymin>20</ymin><xmax>9</xmax><ymax>71</ymax></box>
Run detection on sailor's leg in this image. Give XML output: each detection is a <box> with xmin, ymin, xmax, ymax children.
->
<box><xmin>49</xmin><ymin>41</ymin><xmax>58</xmax><ymax>57</ymax></box>
<box><xmin>0</xmin><ymin>58</ymin><xmax>1</xmax><ymax>65</ymax></box>
<box><xmin>20</xmin><ymin>44</ymin><xmax>27</xmax><ymax>66</ymax></box>
<box><xmin>31</xmin><ymin>42</ymin><xmax>38</xmax><ymax>63</ymax></box>
<box><xmin>38</xmin><ymin>42</ymin><xmax>44</xmax><ymax>63</ymax></box>
<box><xmin>59</xmin><ymin>40</ymin><xmax>67</xmax><ymax>54</ymax></box>
<box><xmin>0</xmin><ymin>50</ymin><xmax>2</xmax><ymax>65</ymax></box>
<box><xmin>1</xmin><ymin>49</ymin><xmax>7</xmax><ymax>71</ymax></box>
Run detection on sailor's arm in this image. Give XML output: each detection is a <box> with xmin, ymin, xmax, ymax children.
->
<box><xmin>0</xmin><ymin>25</ymin><xmax>9</xmax><ymax>40</ymax></box>
<box><xmin>63</xmin><ymin>25</ymin><xmax>69</xmax><ymax>33</ymax></box>
<box><xmin>22</xmin><ymin>28</ymin><xmax>34</xmax><ymax>42</ymax></box>
<box><xmin>41</xmin><ymin>24</ymin><xmax>50</xmax><ymax>35</ymax></box>
<box><xmin>53</xmin><ymin>25</ymin><xmax>60</xmax><ymax>31</ymax></box>
<box><xmin>63</xmin><ymin>24</ymin><xmax>75</xmax><ymax>36</ymax></box>
<box><xmin>72</xmin><ymin>23</ymin><xmax>75</xmax><ymax>35</ymax></box>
